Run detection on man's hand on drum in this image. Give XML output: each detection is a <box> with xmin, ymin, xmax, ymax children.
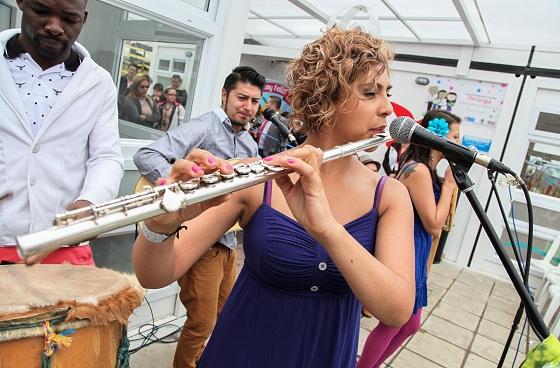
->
<box><xmin>145</xmin><ymin>149</ymin><xmax>234</xmax><ymax>234</ymax></box>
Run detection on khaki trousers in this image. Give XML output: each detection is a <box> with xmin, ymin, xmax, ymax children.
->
<box><xmin>173</xmin><ymin>243</ymin><xmax>236</xmax><ymax>368</ymax></box>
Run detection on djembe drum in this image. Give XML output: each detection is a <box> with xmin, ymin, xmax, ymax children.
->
<box><xmin>0</xmin><ymin>264</ymin><xmax>144</xmax><ymax>367</ymax></box>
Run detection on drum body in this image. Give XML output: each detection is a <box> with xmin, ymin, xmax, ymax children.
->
<box><xmin>0</xmin><ymin>264</ymin><xmax>144</xmax><ymax>368</ymax></box>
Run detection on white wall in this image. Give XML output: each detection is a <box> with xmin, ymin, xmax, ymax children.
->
<box><xmin>239</xmin><ymin>54</ymin><xmax>289</xmax><ymax>83</ymax></box>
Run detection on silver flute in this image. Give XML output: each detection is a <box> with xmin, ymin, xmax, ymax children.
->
<box><xmin>16</xmin><ymin>134</ymin><xmax>391</xmax><ymax>261</ymax></box>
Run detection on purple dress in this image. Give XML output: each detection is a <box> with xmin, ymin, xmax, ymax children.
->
<box><xmin>197</xmin><ymin>177</ymin><xmax>388</xmax><ymax>368</ymax></box>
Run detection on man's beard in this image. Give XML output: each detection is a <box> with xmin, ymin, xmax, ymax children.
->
<box><xmin>230</xmin><ymin>119</ymin><xmax>247</xmax><ymax>127</ymax></box>
<box><xmin>33</xmin><ymin>34</ymin><xmax>70</xmax><ymax>59</ymax></box>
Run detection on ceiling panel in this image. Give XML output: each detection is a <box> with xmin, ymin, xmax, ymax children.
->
<box><xmin>246</xmin><ymin>19</ymin><xmax>293</xmax><ymax>35</ymax></box>
<box><xmin>272</xmin><ymin>18</ymin><xmax>326</xmax><ymax>36</ymax></box>
<box><xmin>475</xmin><ymin>0</ymin><xmax>560</xmax><ymax>48</ymax></box>
<box><xmin>249</xmin><ymin>0</ymin><xmax>311</xmax><ymax>17</ymax></box>
<box><xmin>388</xmin><ymin>0</ymin><xmax>459</xmax><ymax>17</ymax></box>
<box><xmin>378</xmin><ymin>19</ymin><xmax>416</xmax><ymax>39</ymax></box>
<box><xmin>306</xmin><ymin>0</ymin><xmax>394</xmax><ymax>18</ymax></box>
<box><xmin>408</xmin><ymin>20</ymin><xmax>470</xmax><ymax>41</ymax></box>
<box><xmin>253</xmin><ymin>37</ymin><xmax>313</xmax><ymax>49</ymax></box>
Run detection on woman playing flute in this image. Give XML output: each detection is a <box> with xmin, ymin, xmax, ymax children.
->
<box><xmin>132</xmin><ymin>27</ymin><xmax>415</xmax><ymax>368</ymax></box>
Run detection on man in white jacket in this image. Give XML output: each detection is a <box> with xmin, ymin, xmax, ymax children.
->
<box><xmin>0</xmin><ymin>0</ymin><xmax>124</xmax><ymax>265</ymax></box>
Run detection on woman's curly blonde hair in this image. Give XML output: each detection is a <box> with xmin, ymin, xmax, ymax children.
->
<box><xmin>286</xmin><ymin>27</ymin><xmax>393</xmax><ymax>134</ymax></box>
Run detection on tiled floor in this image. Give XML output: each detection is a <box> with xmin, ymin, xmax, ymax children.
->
<box><xmin>130</xmin><ymin>260</ymin><xmax>538</xmax><ymax>367</ymax></box>
<box><xmin>358</xmin><ymin>261</ymin><xmax>538</xmax><ymax>368</ymax></box>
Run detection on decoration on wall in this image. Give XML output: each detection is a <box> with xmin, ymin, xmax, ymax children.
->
<box><xmin>424</xmin><ymin>76</ymin><xmax>508</xmax><ymax>128</ymax></box>
<box><xmin>462</xmin><ymin>135</ymin><xmax>492</xmax><ymax>153</ymax></box>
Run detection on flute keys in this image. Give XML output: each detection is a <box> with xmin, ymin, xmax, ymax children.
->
<box><xmin>260</xmin><ymin>162</ymin><xmax>284</xmax><ymax>172</ymax></box>
<box><xmin>162</xmin><ymin>188</ymin><xmax>182</xmax><ymax>212</ymax></box>
<box><xmin>220</xmin><ymin>171</ymin><xmax>236</xmax><ymax>180</ymax></box>
<box><xmin>235</xmin><ymin>164</ymin><xmax>251</xmax><ymax>175</ymax></box>
<box><xmin>179</xmin><ymin>180</ymin><xmax>200</xmax><ymax>191</ymax></box>
<box><xmin>201</xmin><ymin>173</ymin><xmax>220</xmax><ymax>185</ymax></box>
<box><xmin>249</xmin><ymin>164</ymin><xmax>265</xmax><ymax>174</ymax></box>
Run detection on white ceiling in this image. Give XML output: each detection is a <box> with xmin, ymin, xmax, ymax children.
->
<box><xmin>245</xmin><ymin>0</ymin><xmax>560</xmax><ymax>51</ymax></box>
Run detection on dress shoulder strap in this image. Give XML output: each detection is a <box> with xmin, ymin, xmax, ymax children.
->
<box><xmin>373</xmin><ymin>176</ymin><xmax>388</xmax><ymax>210</ymax></box>
<box><xmin>263</xmin><ymin>180</ymin><xmax>273</xmax><ymax>205</ymax></box>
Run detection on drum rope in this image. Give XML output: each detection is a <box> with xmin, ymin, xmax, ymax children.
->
<box><xmin>41</xmin><ymin>320</ymin><xmax>75</xmax><ymax>368</ymax></box>
<box><xmin>116</xmin><ymin>325</ymin><xmax>131</xmax><ymax>368</ymax></box>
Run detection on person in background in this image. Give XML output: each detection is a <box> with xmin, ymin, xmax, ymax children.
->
<box><xmin>118</xmin><ymin>63</ymin><xmax>138</xmax><ymax>95</ymax></box>
<box><xmin>257</xmin><ymin>95</ymin><xmax>290</xmax><ymax>156</ymax></box>
<box><xmin>122</xmin><ymin>75</ymin><xmax>160</xmax><ymax>128</ymax></box>
<box><xmin>0</xmin><ymin>0</ymin><xmax>124</xmax><ymax>265</ymax></box>
<box><xmin>382</xmin><ymin>141</ymin><xmax>403</xmax><ymax>177</ymax></box>
<box><xmin>357</xmin><ymin>109</ymin><xmax>460</xmax><ymax>368</ymax></box>
<box><xmin>134</xmin><ymin>66</ymin><xmax>265</xmax><ymax>368</ymax></box>
<box><xmin>170</xmin><ymin>73</ymin><xmax>187</xmax><ymax>107</ymax></box>
<box><xmin>151</xmin><ymin>82</ymin><xmax>164</xmax><ymax>104</ymax></box>
<box><xmin>157</xmin><ymin>87</ymin><xmax>185</xmax><ymax>132</ymax></box>
<box><xmin>131</xmin><ymin>28</ymin><xmax>415</xmax><ymax>368</ymax></box>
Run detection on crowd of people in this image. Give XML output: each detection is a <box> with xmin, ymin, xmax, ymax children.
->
<box><xmin>1</xmin><ymin>0</ymin><xmax>462</xmax><ymax>367</ymax></box>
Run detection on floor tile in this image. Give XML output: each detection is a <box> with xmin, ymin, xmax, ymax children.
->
<box><xmin>430</xmin><ymin>261</ymin><xmax>462</xmax><ymax>279</ymax></box>
<box><xmin>421</xmin><ymin>315</ymin><xmax>474</xmax><ymax>349</ymax></box>
<box><xmin>441</xmin><ymin>290</ymin><xmax>486</xmax><ymax>315</ymax></box>
<box><xmin>407</xmin><ymin>331</ymin><xmax>466</xmax><ymax>368</ymax></box>
<box><xmin>463</xmin><ymin>353</ymin><xmax>496</xmax><ymax>368</ymax></box>
<box><xmin>449</xmin><ymin>280</ymin><xmax>491</xmax><ymax>303</ymax></box>
<box><xmin>483</xmin><ymin>306</ymin><xmax>516</xmax><ymax>328</ymax></box>
<box><xmin>432</xmin><ymin>301</ymin><xmax>480</xmax><ymax>331</ymax></box>
<box><xmin>390</xmin><ymin>348</ymin><xmax>444</xmax><ymax>368</ymax></box>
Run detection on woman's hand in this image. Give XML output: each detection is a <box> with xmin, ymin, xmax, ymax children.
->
<box><xmin>443</xmin><ymin>166</ymin><xmax>457</xmax><ymax>188</ymax></box>
<box><xmin>144</xmin><ymin>149</ymin><xmax>234</xmax><ymax>234</ymax></box>
<box><xmin>264</xmin><ymin>145</ymin><xmax>339</xmax><ymax>240</ymax></box>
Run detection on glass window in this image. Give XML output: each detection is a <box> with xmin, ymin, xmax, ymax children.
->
<box><xmin>520</xmin><ymin>142</ymin><xmax>560</xmax><ymax>198</ymax></box>
<box><xmin>0</xmin><ymin>2</ymin><xmax>13</xmax><ymax>29</ymax></box>
<box><xmin>181</xmin><ymin>0</ymin><xmax>211</xmax><ymax>11</ymax></box>
<box><xmin>500</xmin><ymin>231</ymin><xmax>555</xmax><ymax>264</ymax></box>
<box><xmin>509</xmin><ymin>202</ymin><xmax>560</xmax><ymax>231</ymax></box>
<box><xmin>535</xmin><ymin>112</ymin><xmax>560</xmax><ymax>135</ymax></box>
<box><xmin>77</xmin><ymin>0</ymin><xmax>204</xmax><ymax>139</ymax></box>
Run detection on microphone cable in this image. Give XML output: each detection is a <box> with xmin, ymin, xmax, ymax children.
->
<box><xmin>128</xmin><ymin>296</ymin><xmax>184</xmax><ymax>355</ymax></box>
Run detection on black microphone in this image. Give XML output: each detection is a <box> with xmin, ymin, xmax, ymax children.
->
<box><xmin>263</xmin><ymin>108</ymin><xmax>298</xmax><ymax>146</ymax></box>
<box><xmin>389</xmin><ymin>116</ymin><xmax>512</xmax><ymax>174</ymax></box>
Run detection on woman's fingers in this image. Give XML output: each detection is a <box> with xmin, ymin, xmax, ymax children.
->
<box><xmin>165</xmin><ymin>150</ymin><xmax>235</xmax><ymax>184</ymax></box>
<box><xmin>185</xmin><ymin>149</ymin><xmax>234</xmax><ymax>175</ymax></box>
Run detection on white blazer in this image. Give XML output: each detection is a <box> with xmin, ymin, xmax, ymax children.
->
<box><xmin>0</xmin><ymin>29</ymin><xmax>124</xmax><ymax>245</ymax></box>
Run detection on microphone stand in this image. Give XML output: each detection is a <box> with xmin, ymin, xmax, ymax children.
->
<box><xmin>448</xmin><ymin>161</ymin><xmax>549</xmax><ymax>343</ymax></box>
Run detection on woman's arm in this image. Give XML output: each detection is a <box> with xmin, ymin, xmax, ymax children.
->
<box><xmin>399</xmin><ymin>163</ymin><xmax>456</xmax><ymax>236</ymax></box>
<box><xmin>132</xmin><ymin>151</ymin><xmax>248</xmax><ymax>288</ymax></box>
<box><xmin>317</xmin><ymin>180</ymin><xmax>415</xmax><ymax>327</ymax></box>
<box><xmin>132</xmin><ymin>193</ymin><xmax>245</xmax><ymax>289</ymax></box>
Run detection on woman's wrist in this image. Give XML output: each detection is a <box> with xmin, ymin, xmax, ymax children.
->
<box><xmin>310</xmin><ymin>221</ymin><xmax>346</xmax><ymax>247</ymax></box>
<box><xmin>144</xmin><ymin>217</ymin><xmax>182</xmax><ymax>235</ymax></box>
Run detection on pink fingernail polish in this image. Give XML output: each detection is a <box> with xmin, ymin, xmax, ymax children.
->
<box><xmin>192</xmin><ymin>165</ymin><xmax>202</xmax><ymax>174</ymax></box>
<box><xmin>208</xmin><ymin>157</ymin><xmax>216</xmax><ymax>165</ymax></box>
<box><xmin>287</xmin><ymin>158</ymin><xmax>296</xmax><ymax>164</ymax></box>
<box><xmin>156</xmin><ymin>178</ymin><xmax>168</xmax><ymax>186</ymax></box>
<box><xmin>263</xmin><ymin>156</ymin><xmax>273</xmax><ymax>161</ymax></box>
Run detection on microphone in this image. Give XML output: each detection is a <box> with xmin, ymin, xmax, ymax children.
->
<box><xmin>389</xmin><ymin>116</ymin><xmax>512</xmax><ymax>174</ymax></box>
<box><xmin>263</xmin><ymin>108</ymin><xmax>298</xmax><ymax>146</ymax></box>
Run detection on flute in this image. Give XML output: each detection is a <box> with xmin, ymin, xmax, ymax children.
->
<box><xmin>16</xmin><ymin>134</ymin><xmax>391</xmax><ymax>261</ymax></box>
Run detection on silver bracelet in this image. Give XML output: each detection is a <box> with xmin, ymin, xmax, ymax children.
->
<box><xmin>139</xmin><ymin>221</ymin><xmax>170</xmax><ymax>244</ymax></box>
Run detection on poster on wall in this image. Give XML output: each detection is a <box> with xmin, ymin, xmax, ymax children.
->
<box><xmin>261</xmin><ymin>80</ymin><xmax>292</xmax><ymax>114</ymax></box>
<box><xmin>424</xmin><ymin>76</ymin><xmax>508</xmax><ymax>128</ymax></box>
